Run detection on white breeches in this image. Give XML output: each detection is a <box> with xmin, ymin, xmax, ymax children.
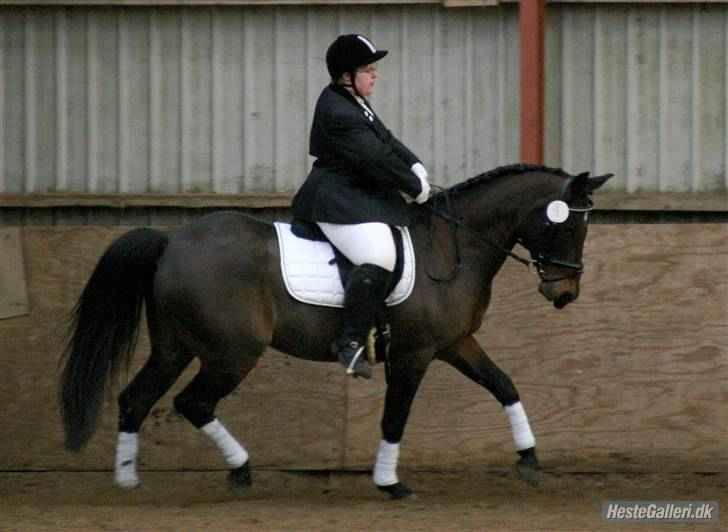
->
<box><xmin>317</xmin><ymin>222</ymin><xmax>396</xmax><ymax>272</ymax></box>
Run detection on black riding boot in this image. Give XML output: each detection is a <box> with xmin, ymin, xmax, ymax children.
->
<box><xmin>334</xmin><ymin>263</ymin><xmax>392</xmax><ymax>379</ymax></box>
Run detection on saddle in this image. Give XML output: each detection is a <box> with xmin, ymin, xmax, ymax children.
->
<box><xmin>290</xmin><ymin>219</ymin><xmax>407</xmax><ymax>297</ymax></box>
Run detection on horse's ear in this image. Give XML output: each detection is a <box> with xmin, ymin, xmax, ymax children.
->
<box><xmin>570</xmin><ymin>172</ymin><xmax>613</xmax><ymax>196</ymax></box>
<box><xmin>586</xmin><ymin>173</ymin><xmax>614</xmax><ymax>193</ymax></box>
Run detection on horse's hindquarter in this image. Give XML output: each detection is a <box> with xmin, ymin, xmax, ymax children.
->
<box><xmin>154</xmin><ymin>212</ymin><xmax>282</xmax><ymax>354</ymax></box>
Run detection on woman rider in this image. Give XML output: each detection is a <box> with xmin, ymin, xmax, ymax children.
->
<box><xmin>291</xmin><ymin>34</ymin><xmax>431</xmax><ymax>379</ymax></box>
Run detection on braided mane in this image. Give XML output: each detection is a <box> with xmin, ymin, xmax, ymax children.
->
<box><xmin>439</xmin><ymin>163</ymin><xmax>572</xmax><ymax>197</ymax></box>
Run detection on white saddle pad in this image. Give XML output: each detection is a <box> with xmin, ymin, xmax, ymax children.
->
<box><xmin>273</xmin><ymin>222</ymin><xmax>415</xmax><ymax>308</ymax></box>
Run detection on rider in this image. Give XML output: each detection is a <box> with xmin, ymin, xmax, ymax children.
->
<box><xmin>291</xmin><ymin>34</ymin><xmax>431</xmax><ymax>379</ymax></box>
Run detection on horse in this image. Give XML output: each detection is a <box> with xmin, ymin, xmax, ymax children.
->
<box><xmin>59</xmin><ymin>164</ymin><xmax>612</xmax><ymax>499</ymax></box>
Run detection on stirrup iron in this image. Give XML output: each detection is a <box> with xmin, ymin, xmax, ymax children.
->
<box><xmin>344</xmin><ymin>342</ymin><xmax>365</xmax><ymax>375</ymax></box>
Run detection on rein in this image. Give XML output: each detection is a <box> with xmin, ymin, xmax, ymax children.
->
<box><xmin>423</xmin><ymin>186</ymin><xmax>533</xmax><ymax>282</ymax></box>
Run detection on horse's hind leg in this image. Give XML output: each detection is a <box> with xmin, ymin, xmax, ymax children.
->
<box><xmin>436</xmin><ymin>335</ymin><xmax>540</xmax><ymax>485</ymax></box>
<box><xmin>173</xmin><ymin>350</ymin><xmax>261</xmax><ymax>493</ymax></box>
<box><xmin>116</xmin><ymin>347</ymin><xmax>194</xmax><ymax>488</ymax></box>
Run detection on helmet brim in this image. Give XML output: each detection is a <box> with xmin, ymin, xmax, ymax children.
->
<box><xmin>371</xmin><ymin>50</ymin><xmax>388</xmax><ymax>63</ymax></box>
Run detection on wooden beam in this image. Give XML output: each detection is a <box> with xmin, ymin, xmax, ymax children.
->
<box><xmin>442</xmin><ymin>0</ymin><xmax>497</xmax><ymax>6</ymax></box>
<box><xmin>0</xmin><ymin>0</ymin><xmax>721</xmax><ymax>6</ymax></box>
<box><xmin>1</xmin><ymin>191</ymin><xmax>726</xmax><ymax>211</ymax></box>
<box><xmin>594</xmin><ymin>191</ymin><xmax>728</xmax><ymax>212</ymax></box>
<box><xmin>0</xmin><ymin>0</ymin><xmax>502</xmax><ymax>5</ymax></box>
<box><xmin>0</xmin><ymin>192</ymin><xmax>292</xmax><ymax>209</ymax></box>
<box><xmin>519</xmin><ymin>0</ymin><xmax>546</xmax><ymax>164</ymax></box>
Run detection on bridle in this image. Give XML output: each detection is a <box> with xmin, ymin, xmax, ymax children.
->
<box><xmin>518</xmin><ymin>200</ymin><xmax>594</xmax><ymax>282</ymax></box>
<box><xmin>424</xmin><ymin>185</ymin><xmax>593</xmax><ymax>283</ymax></box>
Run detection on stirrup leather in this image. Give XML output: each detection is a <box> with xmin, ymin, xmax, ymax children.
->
<box><xmin>367</xmin><ymin>324</ymin><xmax>391</xmax><ymax>365</ymax></box>
<box><xmin>366</xmin><ymin>328</ymin><xmax>377</xmax><ymax>365</ymax></box>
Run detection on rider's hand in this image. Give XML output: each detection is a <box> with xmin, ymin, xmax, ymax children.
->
<box><xmin>411</xmin><ymin>162</ymin><xmax>431</xmax><ymax>204</ymax></box>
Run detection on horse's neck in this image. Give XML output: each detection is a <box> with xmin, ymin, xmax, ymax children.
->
<box><xmin>454</xmin><ymin>173</ymin><xmax>560</xmax><ymax>247</ymax></box>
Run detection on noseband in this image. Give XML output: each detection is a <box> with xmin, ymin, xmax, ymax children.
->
<box><xmin>425</xmin><ymin>186</ymin><xmax>593</xmax><ymax>283</ymax></box>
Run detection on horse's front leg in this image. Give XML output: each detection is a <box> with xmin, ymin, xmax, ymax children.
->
<box><xmin>375</xmin><ymin>347</ymin><xmax>434</xmax><ymax>499</ymax></box>
<box><xmin>436</xmin><ymin>335</ymin><xmax>540</xmax><ymax>485</ymax></box>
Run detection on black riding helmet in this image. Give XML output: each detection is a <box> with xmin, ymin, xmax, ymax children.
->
<box><xmin>326</xmin><ymin>34</ymin><xmax>388</xmax><ymax>83</ymax></box>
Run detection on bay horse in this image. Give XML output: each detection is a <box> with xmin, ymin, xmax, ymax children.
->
<box><xmin>59</xmin><ymin>164</ymin><xmax>612</xmax><ymax>499</ymax></box>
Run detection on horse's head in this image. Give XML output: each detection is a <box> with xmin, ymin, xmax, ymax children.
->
<box><xmin>516</xmin><ymin>171</ymin><xmax>613</xmax><ymax>309</ymax></box>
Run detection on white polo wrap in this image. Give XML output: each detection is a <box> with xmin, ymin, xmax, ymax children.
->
<box><xmin>373</xmin><ymin>440</ymin><xmax>400</xmax><ymax>486</ymax></box>
<box><xmin>114</xmin><ymin>431</ymin><xmax>140</xmax><ymax>489</ymax></box>
<box><xmin>505</xmin><ymin>402</ymin><xmax>536</xmax><ymax>451</ymax></box>
<box><xmin>202</xmin><ymin>419</ymin><xmax>249</xmax><ymax>468</ymax></box>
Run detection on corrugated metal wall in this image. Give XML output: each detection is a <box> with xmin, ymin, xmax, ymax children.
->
<box><xmin>3</xmin><ymin>3</ymin><xmax>727</xmax><ymax>198</ymax></box>
<box><xmin>546</xmin><ymin>3</ymin><xmax>728</xmax><ymax>193</ymax></box>
<box><xmin>0</xmin><ymin>5</ymin><xmax>519</xmax><ymax>195</ymax></box>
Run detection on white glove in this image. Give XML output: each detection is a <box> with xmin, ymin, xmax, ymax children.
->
<box><xmin>410</xmin><ymin>162</ymin><xmax>431</xmax><ymax>204</ymax></box>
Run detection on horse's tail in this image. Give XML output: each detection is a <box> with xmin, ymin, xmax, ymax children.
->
<box><xmin>59</xmin><ymin>227</ymin><xmax>169</xmax><ymax>451</ymax></box>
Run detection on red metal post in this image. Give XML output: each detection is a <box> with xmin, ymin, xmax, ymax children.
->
<box><xmin>519</xmin><ymin>0</ymin><xmax>546</xmax><ymax>164</ymax></box>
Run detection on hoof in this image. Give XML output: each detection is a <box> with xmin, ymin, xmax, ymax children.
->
<box><xmin>515</xmin><ymin>461</ymin><xmax>541</xmax><ymax>486</ymax></box>
<box><xmin>228</xmin><ymin>461</ymin><xmax>252</xmax><ymax>494</ymax></box>
<box><xmin>377</xmin><ymin>482</ymin><xmax>415</xmax><ymax>500</ymax></box>
<box><xmin>515</xmin><ymin>448</ymin><xmax>541</xmax><ymax>487</ymax></box>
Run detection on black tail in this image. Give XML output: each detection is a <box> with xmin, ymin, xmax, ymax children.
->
<box><xmin>59</xmin><ymin>228</ymin><xmax>169</xmax><ymax>451</ymax></box>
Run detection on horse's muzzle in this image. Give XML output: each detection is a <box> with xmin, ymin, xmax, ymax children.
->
<box><xmin>538</xmin><ymin>278</ymin><xmax>579</xmax><ymax>309</ymax></box>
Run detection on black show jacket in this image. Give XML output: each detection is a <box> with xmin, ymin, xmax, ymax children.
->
<box><xmin>291</xmin><ymin>84</ymin><xmax>425</xmax><ymax>225</ymax></box>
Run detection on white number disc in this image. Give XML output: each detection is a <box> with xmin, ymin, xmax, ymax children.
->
<box><xmin>546</xmin><ymin>200</ymin><xmax>570</xmax><ymax>223</ymax></box>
